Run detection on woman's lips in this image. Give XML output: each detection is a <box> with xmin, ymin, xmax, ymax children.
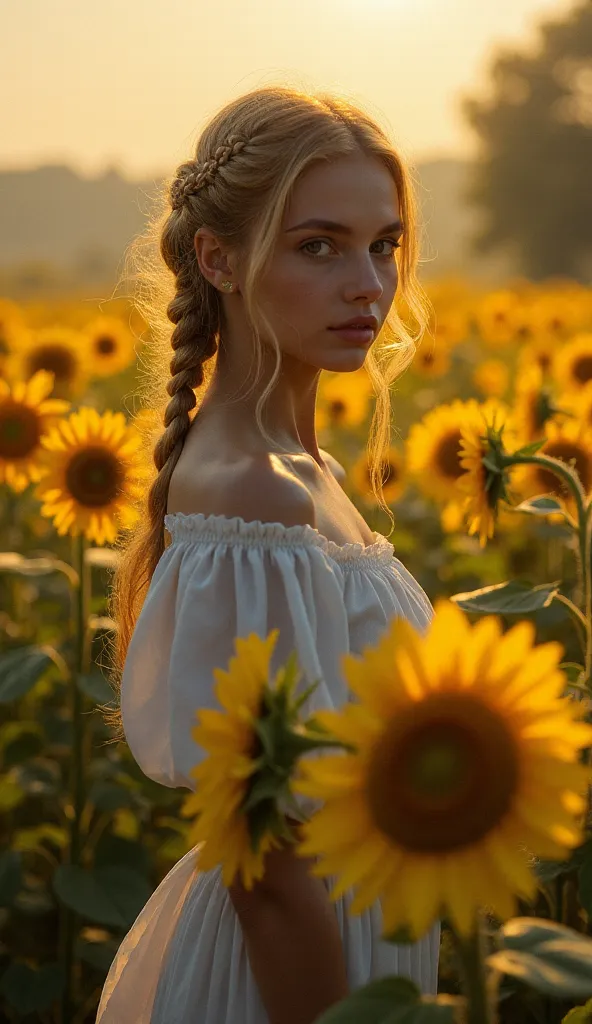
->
<box><xmin>328</xmin><ymin>326</ymin><xmax>374</xmax><ymax>344</ymax></box>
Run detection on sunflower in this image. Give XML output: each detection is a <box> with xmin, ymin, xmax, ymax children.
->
<box><xmin>316</xmin><ymin>368</ymin><xmax>372</xmax><ymax>433</ymax></box>
<box><xmin>411</xmin><ymin>338</ymin><xmax>451</xmax><ymax>378</ymax></box>
<box><xmin>83</xmin><ymin>315</ymin><xmax>137</xmax><ymax>378</ymax></box>
<box><xmin>34</xmin><ymin>407</ymin><xmax>153</xmax><ymax>544</ymax></box>
<box><xmin>350</xmin><ymin>446</ymin><xmax>407</xmax><ymax>506</ymax></box>
<box><xmin>531</xmin><ymin>291</ymin><xmax>584</xmax><ymax>343</ymax></box>
<box><xmin>0</xmin><ymin>371</ymin><xmax>70</xmax><ymax>493</ymax></box>
<box><xmin>405</xmin><ymin>398</ymin><xmax>516</xmax><ymax>508</ymax></box>
<box><xmin>179</xmin><ymin>630</ymin><xmax>299</xmax><ymax>889</ymax></box>
<box><xmin>456</xmin><ymin>400</ymin><xmax>521</xmax><ymax>548</ymax></box>
<box><xmin>473</xmin><ymin>290</ymin><xmax>522</xmax><ymax>349</ymax></box>
<box><xmin>553</xmin><ymin>332</ymin><xmax>592</xmax><ymax>394</ymax></box>
<box><xmin>472</xmin><ymin>359</ymin><xmax>509</xmax><ymax>399</ymax></box>
<box><xmin>292</xmin><ymin>600</ymin><xmax>592</xmax><ymax>941</ymax></box>
<box><xmin>5</xmin><ymin>326</ymin><xmax>91</xmax><ymax>399</ymax></box>
<box><xmin>516</xmin><ymin>337</ymin><xmax>558</xmax><ymax>381</ymax></box>
<box><xmin>511</xmin><ymin>416</ymin><xmax>592</xmax><ymax>522</ymax></box>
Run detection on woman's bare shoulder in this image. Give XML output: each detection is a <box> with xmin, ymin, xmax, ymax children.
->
<box><xmin>167</xmin><ymin>450</ymin><xmax>317</xmax><ymax>528</ymax></box>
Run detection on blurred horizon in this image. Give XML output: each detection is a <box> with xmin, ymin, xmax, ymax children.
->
<box><xmin>1</xmin><ymin>0</ymin><xmax>575</xmax><ymax>182</ymax></box>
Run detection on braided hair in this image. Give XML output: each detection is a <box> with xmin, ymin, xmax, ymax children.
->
<box><xmin>148</xmin><ymin>135</ymin><xmax>253</xmax><ymax>546</ymax></box>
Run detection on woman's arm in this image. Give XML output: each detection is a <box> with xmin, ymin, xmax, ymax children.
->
<box><xmin>227</xmin><ymin>818</ymin><xmax>349</xmax><ymax>1024</ymax></box>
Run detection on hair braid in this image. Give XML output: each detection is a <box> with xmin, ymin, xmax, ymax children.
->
<box><xmin>170</xmin><ymin>134</ymin><xmax>250</xmax><ymax>209</ymax></box>
<box><xmin>145</xmin><ymin>263</ymin><xmax>218</xmax><ymax>572</ymax></box>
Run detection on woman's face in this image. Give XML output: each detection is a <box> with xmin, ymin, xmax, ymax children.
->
<box><xmin>257</xmin><ymin>153</ymin><xmax>403</xmax><ymax>373</ymax></box>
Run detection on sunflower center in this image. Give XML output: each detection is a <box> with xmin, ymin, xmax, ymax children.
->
<box><xmin>436</xmin><ymin>430</ymin><xmax>464</xmax><ymax>480</ymax></box>
<box><xmin>380</xmin><ymin>460</ymin><xmax>398</xmax><ymax>486</ymax></box>
<box><xmin>96</xmin><ymin>335</ymin><xmax>116</xmax><ymax>355</ymax></box>
<box><xmin>365</xmin><ymin>691</ymin><xmax>519</xmax><ymax>853</ymax></box>
<box><xmin>329</xmin><ymin>399</ymin><xmax>347</xmax><ymax>421</ymax></box>
<box><xmin>0</xmin><ymin>402</ymin><xmax>41</xmax><ymax>459</ymax></box>
<box><xmin>65</xmin><ymin>446</ymin><xmax>125</xmax><ymax>507</ymax></box>
<box><xmin>27</xmin><ymin>345</ymin><xmax>77</xmax><ymax>382</ymax></box>
<box><xmin>536</xmin><ymin>441</ymin><xmax>591</xmax><ymax>495</ymax></box>
<box><xmin>574</xmin><ymin>356</ymin><xmax>592</xmax><ymax>385</ymax></box>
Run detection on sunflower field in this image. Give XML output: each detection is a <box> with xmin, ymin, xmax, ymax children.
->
<box><xmin>1</xmin><ymin>276</ymin><xmax>592</xmax><ymax>1023</ymax></box>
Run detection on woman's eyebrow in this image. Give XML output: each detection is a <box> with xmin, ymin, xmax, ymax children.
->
<box><xmin>285</xmin><ymin>218</ymin><xmax>403</xmax><ymax>235</ymax></box>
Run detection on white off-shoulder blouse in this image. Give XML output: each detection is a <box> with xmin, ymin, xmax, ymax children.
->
<box><xmin>96</xmin><ymin>512</ymin><xmax>441</xmax><ymax>1024</ymax></box>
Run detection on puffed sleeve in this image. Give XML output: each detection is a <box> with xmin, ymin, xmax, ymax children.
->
<box><xmin>120</xmin><ymin>514</ymin><xmax>365</xmax><ymax>814</ymax></box>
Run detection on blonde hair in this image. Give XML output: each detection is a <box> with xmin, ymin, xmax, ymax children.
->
<box><xmin>103</xmin><ymin>85</ymin><xmax>432</xmax><ymax>741</ymax></box>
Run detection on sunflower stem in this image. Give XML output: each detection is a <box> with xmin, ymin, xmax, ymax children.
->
<box><xmin>451</xmin><ymin>913</ymin><xmax>497</xmax><ymax>1024</ymax></box>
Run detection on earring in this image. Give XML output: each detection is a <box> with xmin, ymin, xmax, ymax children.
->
<box><xmin>221</xmin><ymin>281</ymin><xmax>233</xmax><ymax>291</ymax></box>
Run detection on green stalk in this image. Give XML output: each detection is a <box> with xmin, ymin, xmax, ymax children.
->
<box><xmin>452</xmin><ymin>914</ymin><xmax>497</xmax><ymax>1024</ymax></box>
<box><xmin>60</xmin><ymin>532</ymin><xmax>89</xmax><ymax>1024</ymax></box>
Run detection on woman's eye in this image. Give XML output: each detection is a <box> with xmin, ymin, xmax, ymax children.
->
<box><xmin>300</xmin><ymin>238</ymin><xmax>401</xmax><ymax>258</ymax></box>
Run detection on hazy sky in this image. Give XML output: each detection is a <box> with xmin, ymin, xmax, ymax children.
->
<box><xmin>2</xmin><ymin>0</ymin><xmax>574</xmax><ymax>181</ymax></box>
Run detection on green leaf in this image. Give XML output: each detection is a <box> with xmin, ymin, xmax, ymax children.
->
<box><xmin>0</xmin><ymin>962</ymin><xmax>66</xmax><ymax>1014</ymax></box>
<box><xmin>489</xmin><ymin>918</ymin><xmax>592</xmax><ymax>998</ymax></box>
<box><xmin>88</xmin><ymin>780</ymin><xmax>136</xmax><ymax>812</ymax></box>
<box><xmin>512</xmin><ymin>496</ymin><xmax>567</xmax><ymax>516</ymax></box>
<box><xmin>77</xmin><ymin>671</ymin><xmax>116</xmax><ymax>705</ymax></box>
<box><xmin>314</xmin><ymin>976</ymin><xmax>455</xmax><ymax>1023</ymax></box>
<box><xmin>75</xmin><ymin>936</ymin><xmax>121</xmax><ymax>973</ymax></box>
<box><xmin>451</xmin><ymin>579</ymin><xmax>559</xmax><ymax>615</ymax></box>
<box><xmin>2</xmin><ymin>723</ymin><xmax>44</xmax><ymax>766</ymax></box>
<box><xmin>0</xmin><ymin>849</ymin><xmax>22</xmax><ymax>907</ymax></box>
<box><xmin>53</xmin><ymin>864</ymin><xmax>151</xmax><ymax>929</ymax></box>
<box><xmin>487</xmin><ymin>948</ymin><xmax>592</xmax><ymax>999</ymax></box>
<box><xmin>0</xmin><ymin>646</ymin><xmax>55</xmax><ymax>702</ymax></box>
<box><xmin>513</xmin><ymin>440</ymin><xmax>548</xmax><ymax>457</ymax></box>
<box><xmin>94</xmin><ymin>833</ymin><xmax>151</xmax><ymax>875</ymax></box>
<box><xmin>561</xmin><ymin>997</ymin><xmax>592</xmax><ymax>1022</ymax></box>
<box><xmin>315</xmin><ymin>977</ymin><xmax>418</xmax><ymax>1022</ymax></box>
<box><xmin>94</xmin><ymin>865</ymin><xmax>152</xmax><ymax>929</ymax></box>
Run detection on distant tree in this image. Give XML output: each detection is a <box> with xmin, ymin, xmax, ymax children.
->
<box><xmin>460</xmin><ymin>0</ymin><xmax>592</xmax><ymax>281</ymax></box>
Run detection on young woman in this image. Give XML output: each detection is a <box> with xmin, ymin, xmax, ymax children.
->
<box><xmin>96</xmin><ymin>84</ymin><xmax>440</xmax><ymax>1024</ymax></box>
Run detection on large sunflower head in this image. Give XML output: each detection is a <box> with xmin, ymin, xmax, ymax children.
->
<box><xmin>33</xmin><ymin>407</ymin><xmax>153</xmax><ymax>544</ymax></box>
<box><xmin>0</xmin><ymin>371</ymin><xmax>70</xmax><ymax>493</ymax></box>
<box><xmin>5</xmin><ymin>326</ymin><xmax>91</xmax><ymax>399</ymax></box>
<box><xmin>553</xmin><ymin>332</ymin><xmax>592</xmax><ymax>394</ymax></box>
<box><xmin>293</xmin><ymin>600</ymin><xmax>592</xmax><ymax>941</ymax></box>
<box><xmin>405</xmin><ymin>398</ymin><xmax>516</xmax><ymax>508</ymax></box>
<box><xmin>82</xmin><ymin>315</ymin><xmax>137</xmax><ymax>378</ymax></box>
<box><xmin>179</xmin><ymin>630</ymin><xmax>292</xmax><ymax>889</ymax></box>
<box><xmin>455</xmin><ymin>400</ymin><xmax>522</xmax><ymax>547</ymax></box>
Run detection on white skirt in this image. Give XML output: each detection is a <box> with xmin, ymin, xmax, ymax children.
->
<box><xmin>95</xmin><ymin>843</ymin><xmax>441</xmax><ymax>1023</ymax></box>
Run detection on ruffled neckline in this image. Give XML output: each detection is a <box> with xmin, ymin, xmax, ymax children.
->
<box><xmin>164</xmin><ymin>511</ymin><xmax>396</xmax><ymax>568</ymax></box>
